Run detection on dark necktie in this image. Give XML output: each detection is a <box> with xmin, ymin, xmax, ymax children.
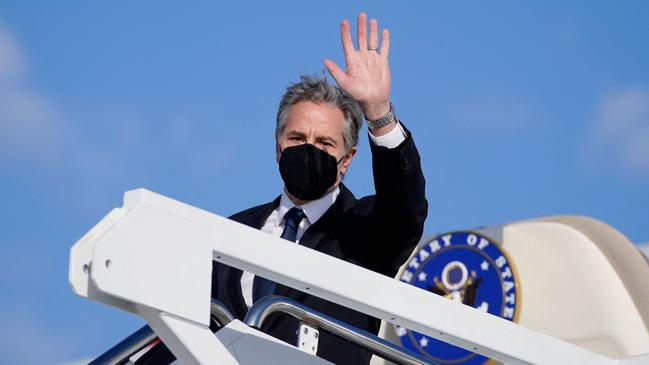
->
<box><xmin>252</xmin><ymin>207</ymin><xmax>306</xmax><ymax>302</ymax></box>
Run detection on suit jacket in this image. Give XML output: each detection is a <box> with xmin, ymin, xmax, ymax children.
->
<box><xmin>213</xmin><ymin>129</ymin><xmax>427</xmax><ymax>364</ymax></box>
<box><xmin>136</xmin><ymin>128</ymin><xmax>427</xmax><ymax>365</ymax></box>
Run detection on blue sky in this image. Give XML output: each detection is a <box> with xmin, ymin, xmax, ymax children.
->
<box><xmin>1</xmin><ymin>1</ymin><xmax>648</xmax><ymax>364</ymax></box>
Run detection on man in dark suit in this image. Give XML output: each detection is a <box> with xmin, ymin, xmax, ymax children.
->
<box><xmin>139</xmin><ymin>12</ymin><xmax>427</xmax><ymax>365</ymax></box>
<box><xmin>218</xmin><ymin>12</ymin><xmax>427</xmax><ymax>364</ymax></box>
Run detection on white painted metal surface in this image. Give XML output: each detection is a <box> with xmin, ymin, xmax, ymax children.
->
<box><xmin>70</xmin><ymin>189</ymin><xmax>237</xmax><ymax>365</ymax></box>
<box><xmin>70</xmin><ymin>188</ymin><xmax>648</xmax><ymax>364</ymax></box>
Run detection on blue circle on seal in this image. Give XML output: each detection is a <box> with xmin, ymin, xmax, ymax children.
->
<box><xmin>394</xmin><ymin>231</ymin><xmax>520</xmax><ymax>365</ymax></box>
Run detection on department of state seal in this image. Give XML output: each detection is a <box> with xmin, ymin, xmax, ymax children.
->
<box><xmin>395</xmin><ymin>231</ymin><xmax>520</xmax><ymax>365</ymax></box>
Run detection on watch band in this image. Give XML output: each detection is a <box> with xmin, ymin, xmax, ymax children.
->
<box><xmin>366</xmin><ymin>104</ymin><xmax>396</xmax><ymax>130</ymax></box>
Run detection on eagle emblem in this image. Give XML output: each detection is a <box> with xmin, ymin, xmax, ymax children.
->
<box><xmin>395</xmin><ymin>231</ymin><xmax>520</xmax><ymax>365</ymax></box>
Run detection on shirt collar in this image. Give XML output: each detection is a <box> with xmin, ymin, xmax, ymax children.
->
<box><xmin>278</xmin><ymin>186</ymin><xmax>340</xmax><ymax>225</ymax></box>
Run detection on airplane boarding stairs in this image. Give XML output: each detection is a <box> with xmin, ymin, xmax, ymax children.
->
<box><xmin>70</xmin><ymin>189</ymin><xmax>649</xmax><ymax>365</ymax></box>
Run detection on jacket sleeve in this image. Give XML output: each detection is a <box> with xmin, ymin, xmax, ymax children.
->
<box><xmin>358</xmin><ymin>123</ymin><xmax>428</xmax><ymax>277</ymax></box>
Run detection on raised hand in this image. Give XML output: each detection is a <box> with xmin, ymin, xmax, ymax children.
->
<box><xmin>324</xmin><ymin>13</ymin><xmax>391</xmax><ymax>121</ymax></box>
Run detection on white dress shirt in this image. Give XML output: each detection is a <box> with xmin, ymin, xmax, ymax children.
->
<box><xmin>241</xmin><ymin>123</ymin><xmax>406</xmax><ymax>308</ymax></box>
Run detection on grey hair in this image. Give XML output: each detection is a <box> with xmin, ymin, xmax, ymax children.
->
<box><xmin>275</xmin><ymin>75</ymin><xmax>363</xmax><ymax>152</ymax></box>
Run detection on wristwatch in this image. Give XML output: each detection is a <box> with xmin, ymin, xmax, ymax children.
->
<box><xmin>366</xmin><ymin>104</ymin><xmax>396</xmax><ymax>130</ymax></box>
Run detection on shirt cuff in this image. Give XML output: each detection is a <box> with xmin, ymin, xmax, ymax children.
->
<box><xmin>368</xmin><ymin>122</ymin><xmax>407</xmax><ymax>149</ymax></box>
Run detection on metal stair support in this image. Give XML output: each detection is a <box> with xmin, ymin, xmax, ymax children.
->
<box><xmin>89</xmin><ymin>299</ymin><xmax>235</xmax><ymax>365</ymax></box>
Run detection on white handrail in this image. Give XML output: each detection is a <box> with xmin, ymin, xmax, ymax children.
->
<box><xmin>70</xmin><ymin>189</ymin><xmax>632</xmax><ymax>364</ymax></box>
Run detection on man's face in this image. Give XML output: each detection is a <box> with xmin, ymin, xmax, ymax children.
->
<box><xmin>276</xmin><ymin>101</ymin><xmax>356</xmax><ymax>186</ymax></box>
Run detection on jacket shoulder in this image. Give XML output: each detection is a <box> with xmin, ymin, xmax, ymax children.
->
<box><xmin>228</xmin><ymin>198</ymin><xmax>279</xmax><ymax>227</ymax></box>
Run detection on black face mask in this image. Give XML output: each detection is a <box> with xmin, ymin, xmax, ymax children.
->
<box><xmin>279</xmin><ymin>143</ymin><xmax>344</xmax><ymax>201</ymax></box>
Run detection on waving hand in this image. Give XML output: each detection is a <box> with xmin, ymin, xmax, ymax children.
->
<box><xmin>324</xmin><ymin>13</ymin><xmax>391</xmax><ymax>121</ymax></box>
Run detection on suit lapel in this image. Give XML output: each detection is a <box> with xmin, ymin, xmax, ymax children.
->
<box><xmin>297</xmin><ymin>184</ymin><xmax>352</xmax><ymax>250</ymax></box>
<box><xmin>235</xmin><ymin>198</ymin><xmax>280</xmax><ymax>229</ymax></box>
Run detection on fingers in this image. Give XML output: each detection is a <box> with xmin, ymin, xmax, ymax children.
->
<box><xmin>357</xmin><ymin>12</ymin><xmax>367</xmax><ymax>51</ymax></box>
<box><xmin>340</xmin><ymin>20</ymin><xmax>354</xmax><ymax>64</ymax></box>
<box><xmin>369</xmin><ymin>18</ymin><xmax>379</xmax><ymax>51</ymax></box>
<box><xmin>380</xmin><ymin>28</ymin><xmax>390</xmax><ymax>58</ymax></box>
<box><xmin>339</xmin><ymin>13</ymin><xmax>388</xmax><ymax>58</ymax></box>
<box><xmin>323</xmin><ymin>59</ymin><xmax>347</xmax><ymax>84</ymax></box>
